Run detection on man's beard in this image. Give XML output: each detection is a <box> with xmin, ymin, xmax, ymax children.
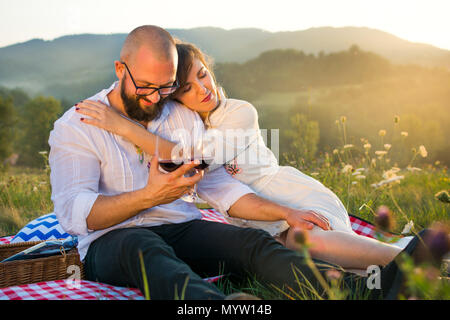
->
<box><xmin>120</xmin><ymin>79</ymin><xmax>165</xmax><ymax>123</ymax></box>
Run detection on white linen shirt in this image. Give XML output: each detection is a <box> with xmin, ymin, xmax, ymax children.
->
<box><xmin>205</xmin><ymin>88</ymin><xmax>279</xmax><ymax>188</ymax></box>
<box><xmin>48</xmin><ymin>82</ymin><xmax>255</xmax><ymax>261</ymax></box>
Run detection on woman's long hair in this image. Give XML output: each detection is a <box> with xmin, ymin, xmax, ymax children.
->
<box><xmin>172</xmin><ymin>40</ymin><xmax>223</xmax><ymax>127</ymax></box>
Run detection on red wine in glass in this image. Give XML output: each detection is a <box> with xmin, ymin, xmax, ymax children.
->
<box><xmin>158</xmin><ymin>159</ymin><xmax>183</xmax><ymax>173</ymax></box>
<box><xmin>158</xmin><ymin>157</ymin><xmax>214</xmax><ymax>173</ymax></box>
<box><xmin>193</xmin><ymin>156</ymin><xmax>214</xmax><ymax>170</ymax></box>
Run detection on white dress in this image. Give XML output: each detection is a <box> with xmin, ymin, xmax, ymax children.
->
<box><xmin>204</xmin><ymin>88</ymin><xmax>355</xmax><ymax>236</ymax></box>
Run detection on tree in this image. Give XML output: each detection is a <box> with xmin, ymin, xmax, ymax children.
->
<box><xmin>17</xmin><ymin>96</ymin><xmax>62</xmax><ymax>167</ymax></box>
<box><xmin>0</xmin><ymin>96</ymin><xmax>17</xmax><ymax>163</ymax></box>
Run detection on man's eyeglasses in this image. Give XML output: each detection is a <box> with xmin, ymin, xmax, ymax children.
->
<box><xmin>121</xmin><ymin>61</ymin><xmax>179</xmax><ymax>97</ymax></box>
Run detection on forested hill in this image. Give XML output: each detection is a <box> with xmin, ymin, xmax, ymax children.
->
<box><xmin>1</xmin><ymin>26</ymin><xmax>450</xmax><ymax>102</ymax></box>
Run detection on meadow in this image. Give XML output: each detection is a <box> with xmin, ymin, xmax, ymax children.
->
<box><xmin>0</xmin><ymin>115</ymin><xmax>448</xmax><ymax>300</ymax></box>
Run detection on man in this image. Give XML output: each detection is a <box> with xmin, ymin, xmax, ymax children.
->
<box><xmin>49</xmin><ymin>25</ymin><xmax>421</xmax><ymax>299</ymax></box>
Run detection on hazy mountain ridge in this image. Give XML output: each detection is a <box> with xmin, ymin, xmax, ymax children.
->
<box><xmin>1</xmin><ymin>26</ymin><xmax>449</xmax><ymax>101</ymax></box>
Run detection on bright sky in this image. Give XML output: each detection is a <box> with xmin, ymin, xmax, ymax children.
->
<box><xmin>1</xmin><ymin>0</ymin><xmax>449</xmax><ymax>50</ymax></box>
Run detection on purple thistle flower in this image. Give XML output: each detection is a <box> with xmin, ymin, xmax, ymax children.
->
<box><xmin>375</xmin><ymin>205</ymin><xmax>395</xmax><ymax>232</ymax></box>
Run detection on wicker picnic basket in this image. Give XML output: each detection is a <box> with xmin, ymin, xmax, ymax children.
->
<box><xmin>0</xmin><ymin>240</ymin><xmax>85</xmax><ymax>288</ymax></box>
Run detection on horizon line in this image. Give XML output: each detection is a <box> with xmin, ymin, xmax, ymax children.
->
<box><xmin>1</xmin><ymin>25</ymin><xmax>449</xmax><ymax>52</ymax></box>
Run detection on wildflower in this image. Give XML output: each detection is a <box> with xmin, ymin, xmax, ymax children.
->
<box><xmin>343</xmin><ymin>144</ymin><xmax>354</xmax><ymax>149</ymax></box>
<box><xmin>413</xmin><ymin>223</ymin><xmax>450</xmax><ymax>267</ymax></box>
<box><xmin>375</xmin><ymin>150</ymin><xmax>387</xmax><ymax>159</ymax></box>
<box><xmin>363</xmin><ymin>143</ymin><xmax>371</xmax><ymax>150</ymax></box>
<box><xmin>333</xmin><ymin>149</ymin><xmax>339</xmax><ymax>155</ymax></box>
<box><xmin>340</xmin><ymin>116</ymin><xmax>347</xmax><ymax>123</ymax></box>
<box><xmin>401</xmin><ymin>131</ymin><xmax>408</xmax><ymax>137</ymax></box>
<box><xmin>407</xmin><ymin>166</ymin><xmax>422</xmax><ymax>172</ymax></box>
<box><xmin>435</xmin><ymin>161</ymin><xmax>440</xmax><ymax>166</ymax></box>
<box><xmin>384</xmin><ymin>144</ymin><xmax>391</xmax><ymax>151</ymax></box>
<box><xmin>426</xmin><ymin>223</ymin><xmax>450</xmax><ymax>264</ymax></box>
<box><xmin>374</xmin><ymin>206</ymin><xmax>395</xmax><ymax>232</ymax></box>
<box><xmin>33</xmin><ymin>186</ymin><xmax>38</xmax><ymax>192</ymax></box>
<box><xmin>401</xmin><ymin>221</ymin><xmax>414</xmax><ymax>235</ymax></box>
<box><xmin>371</xmin><ymin>175</ymin><xmax>404</xmax><ymax>188</ymax></box>
<box><xmin>310</xmin><ymin>172</ymin><xmax>319</xmax><ymax>176</ymax></box>
<box><xmin>418</xmin><ymin>145</ymin><xmax>428</xmax><ymax>158</ymax></box>
<box><xmin>391</xmin><ymin>167</ymin><xmax>401</xmax><ymax>172</ymax></box>
<box><xmin>341</xmin><ymin>164</ymin><xmax>353</xmax><ymax>174</ymax></box>
<box><xmin>325</xmin><ymin>269</ymin><xmax>342</xmax><ymax>281</ymax></box>
<box><xmin>355</xmin><ymin>175</ymin><xmax>366</xmax><ymax>180</ymax></box>
<box><xmin>352</xmin><ymin>181</ymin><xmax>358</xmax><ymax>185</ymax></box>
<box><xmin>378</xmin><ymin>130</ymin><xmax>386</xmax><ymax>137</ymax></box>
<box><xmin>383</xmin><ymin>169</ymin><xmax>398</xmax><ymax>180</ymax></box>
<box><xmin>394</xmin><ymin>115</ymin><xmax>400</xmax><ymax>124</ymax></box>
<box><xmin>435</xmin><ymin>190</ymin><xmax>450</xmax><ymax>203</ymax></box>
<box><xmin>371</xmin><ymin>158</ymin><xmax>377</xmax><ymax>167</ymax></box>
<box><xmin>38</xmin><ymin>151</ymin><xmax>48</xmax><ymax>155</ymax></box>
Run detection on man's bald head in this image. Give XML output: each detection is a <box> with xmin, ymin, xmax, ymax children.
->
<box><xmin>120</xmin><ymin>25</ymin><xmax>176</xmax><ymax>64</ymax></box>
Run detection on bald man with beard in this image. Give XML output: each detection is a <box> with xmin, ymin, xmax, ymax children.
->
<box><xmin>48</xmin><ymin>25</ymin><xmax>428</xmax><ymax>300</ymax></box>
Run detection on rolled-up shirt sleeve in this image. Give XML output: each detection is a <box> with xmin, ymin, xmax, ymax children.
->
<box><xmin>197</xmin><ymin>166</ymin><xmax>255</xmax><ymax>216</ymax></box>
<box><xmin>48</xmin><ymin>118</ymin><xmax>101</xmax><ymax>235</ymax></box>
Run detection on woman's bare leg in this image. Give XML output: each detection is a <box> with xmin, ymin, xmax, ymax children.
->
<box><xmin>283</xmin><ymin>226</ymin><xmax>402</xmax><ymax>270</ymax></box>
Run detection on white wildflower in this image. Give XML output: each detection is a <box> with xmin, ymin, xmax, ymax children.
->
<box><xmin>401</xmin><ymin>221</ymin><xmax>414</xmax><ymax>235</ymax></box>
<box><xmin>344</xmin><ymin>144</ymin><xmax>354</xmax><ymax>149</ymax></box>
<box><xmin>383</xmin><ymin>169</ymin><xmax>398</xmax><ymax>180</ymax></box>
<box><xmin>375</xmin><ymin>150</ymin><xmax>388</xmax><ymax>156</ymax></box>
<box><xmin>390</xmin><ymin>167</ymin><xmax>401</xmax><ymax>173</ymax></box>
<box><xmin>355</xmin><ymin>175</ymin><xmax>366</xmax><ymax>180</ymax></box>
<box><xmin>310</xmin><ymin>172</ymin><xmax>320</xmax><ymax>176</ymax></box>
<box><xmin>352</xmin><ymin>181</ymin><xmax>358</xmax><ymax>185</ymax></box>
<box><xmin>384</xmin><ymin>144</ymin><xmax>391</xmax><ymax>151</ymax></box>
<box><xmin>363</xmin><ymin>143</ymin><xmax>371</xmax><ymax>150</ymax></box>
<box><xmin>407</xmin><ymin>166</ymin><xmax>422</xmax><ymax>172</ymax></box>
<box><xmin>401</xmin><ymin>131</ymin><xmax>408</xmax><ymax>137</ymax></box>
<box><xmin>341</xmin><ymin>164</ymin><xmax>353</xmax><ymax>174</ymax></box>
<box><xmin>371</xmin><ymin>175</ymin><xmax>404</xmax><ymax>188</ymax></box>
<box><xmin>38</xmin><ymin>151</ymin><xmax>48</xmax><ymax>155</ymax></box>
<box><xmin>418</xmin><ymin>145</ymin><xmax>428</xmax><ymax>158</ymax></box>
<box><xmin>378</xmin><ymin>130</ymin><xmax>386</xmax><ymax>137</ymax></box>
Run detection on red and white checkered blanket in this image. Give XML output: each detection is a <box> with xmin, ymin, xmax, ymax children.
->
<box><xmin>0</xmin><ymin>208</ymin><xmax>391</xmax><ymax>300</ymax></box>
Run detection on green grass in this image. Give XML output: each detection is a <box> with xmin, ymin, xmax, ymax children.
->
<box><xmin>0</xmin><ymin>166</ymin><xmax>53</xmax><ymax>237</ymax></box>
<box><xmin>1</xmin><ymin>138</ymin><xmax>449</xmax><ymax>299</ymax></box>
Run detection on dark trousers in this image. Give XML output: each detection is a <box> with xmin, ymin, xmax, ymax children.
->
<box><xmin>84</xmin><ymin>219</ymin><xmax>385</xmax><ymax>299</ymax></box>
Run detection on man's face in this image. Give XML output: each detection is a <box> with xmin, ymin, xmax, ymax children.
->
<box><xmin>119</xmin><ymin>74</ymin><xmax>164</xmax><ymax>123</ymax></box>
<box><xmin>119</xmin><ymin>47</ymin><xmax>177</xmax><ymax>123</ymax></box>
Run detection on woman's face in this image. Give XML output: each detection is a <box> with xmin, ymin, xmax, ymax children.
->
<box><xmin>175</xmin><ymin>58</ymin><xmax>218</xmax><ymax>114</ymax></box>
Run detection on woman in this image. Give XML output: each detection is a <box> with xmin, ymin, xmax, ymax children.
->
<box><xmin>75</xmin><ymin>41</ymin><xmax>405</xmax><ymax>270</ymax></box>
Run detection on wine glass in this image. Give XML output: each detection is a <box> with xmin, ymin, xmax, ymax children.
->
<box><xmin>154</xmin><ymin>127</ymin><xmax>211</xmax><ymax>202</ymax></box>
<box><xmin>178</xmin><ymin>126</ymin><xmax>214</xmax><ymax>203</ymax></box>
